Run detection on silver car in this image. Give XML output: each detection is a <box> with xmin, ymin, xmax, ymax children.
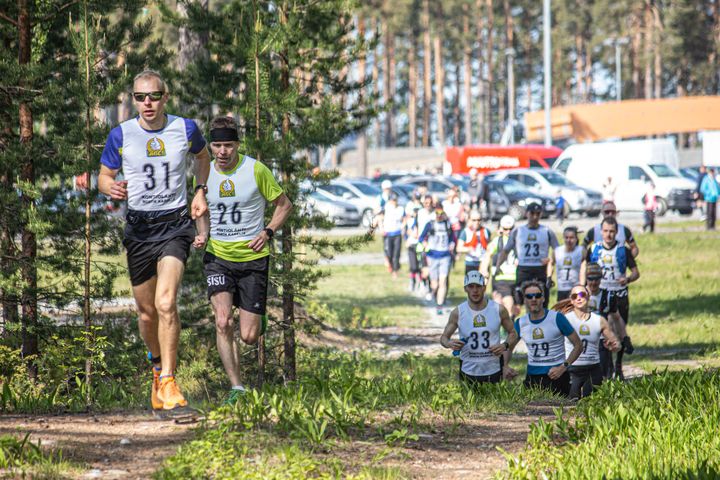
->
<box><xmin>304</xmin><ymin>189</ymin><xmax>362</xmax><ymax>227</ymax></box>
<box><xmin>318</xmin><ymin>179</ymin><xmax>386</xmax><ymax>227</ymax></box>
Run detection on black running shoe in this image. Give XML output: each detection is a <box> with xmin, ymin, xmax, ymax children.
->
<box><xmin>614</xmin><ymin>364</ymin><xmax>625</xmax><ymax>381</ymax></box>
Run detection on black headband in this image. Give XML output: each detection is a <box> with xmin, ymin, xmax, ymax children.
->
<box><xmin>210</xmin><ymin>128</ymin><xmax>239</xmax><ymax>142</ymax></box>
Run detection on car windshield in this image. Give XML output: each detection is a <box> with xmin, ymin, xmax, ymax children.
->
<box><xmin>497</xmin><ymin>181</ymin><xmax>530</xmax><ymax>196</ymax></box>
<box><xmin>538</xmin><ymin>171</ymin><xmax>572</xmax><ymax>186</ymax></box>
<box><xmin>649</xmin><ymin>164</ymin><xmax>680</xmax><ymax>178</ymax></box>
<box><xmin>348</xmin><ymin>181</ymin><xmax>381</xmax><ymax>196</ymax></box>
<box><xmin>448</xmin><ymin>177</ymin><xmax>469</xmax><ymax>189</ymax></box>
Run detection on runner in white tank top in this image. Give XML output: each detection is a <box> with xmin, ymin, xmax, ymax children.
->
<box><xmin>552</xmin><ymin>226</ymin><xmax>585</xmax><ymax>301</ymax></box>
<box><xmin>440</xmin><ymin>271</ymin><xmax>518</xmax><ymax>384</ymax></box>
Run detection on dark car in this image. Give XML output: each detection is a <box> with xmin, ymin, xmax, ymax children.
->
<box><xmin>484</xmin><ymin>179</ymin><xmax>557</xmax><ymax>220</ymax></box>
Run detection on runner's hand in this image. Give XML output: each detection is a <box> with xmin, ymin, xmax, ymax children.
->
<box><xmin>193</xmin><ymin>233</ymin><xmax>208</xmax><ymax>249</ymax></box>
<box><xmin>248</xmin><ymin>231</ymin><xmax>269</xmax><ymax>252</ymax></box>
<box><xmin>541</xmin><ymin>257</ymin><xmax>551</xmax><ymax>266</ymax></box>
<box><xmin>447</xmin><ymin>339</ymin><xmax>465</xmax><ymax>351</ymax></box>
<box><xmin>618</xmin><ymin>276</ymin><xmax>628</xmax><ymax>286</ymax></box>
<box><xmin>604</xmin><ymin>338</ymin><xmax>620</xmax><ymax>352</ymax></box>
<box><xmin>488</xmin><ymin>342</ymin><xmax>507</xmax><ymax>356</ymax></box>
<box><xmin>548</xmin><ymin>365</ymin><xmax>566</xmax><ymax>380</ymax></box>
<box><xmin>503</xmin><ymin>366</ymin><xmax>518</xmax><ymax>380</ymax></box>
<box><xmin>191</xmin><ymin>190</ymin><xmax>208</xmax><ymax>219</ymax></box>
<box><xmin>109</xmin><ymin>180</ymin><xmax>128</xmax><ymax>200</ymax></box>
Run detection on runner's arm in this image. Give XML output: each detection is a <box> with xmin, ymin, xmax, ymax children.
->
<box><xmin>625</xmin><ymin>226</ymin><xmax>639</xmax><ymax>258</ymax></box>
<box><xmin>98</xmin><ymin>165</ymin><xmax>127</xmax><ymax>200</ymax></box>
<box><xmin>193</xmin><ymin>213</ymin><xmax>210</xmax><ymax>248</ymax></box>
<box><xmin>479</xmin><ymin>248</ymin><xmax>492</xmax><ymax>278</ymax></box>
<box><xmin>599</xmin><ymin>317</ymin><xmax>620</xmax><ymax>352</ymax></box>
<box><xmin>440</xmin><ymin>308</ymin><xmax>464</xmax><ymax>350</ymax></box>
<box><xmin>493</xmin><ymin>305</ymin><xmax>518</xmax><ymax>380</ymax></box>
<box><xmin>579</xmin><ymin>258</ymin><xmax>587</xmax><ymax>285</ymax></box>
<box><xmin>248</xmin><ymin>193</ymin><xmax>293</xmax><ymax>252</ymax></box>
<box><xmin>190</xmin><ymin>148</ymin><xmax>211</xmax><ymax>219</ymax></box>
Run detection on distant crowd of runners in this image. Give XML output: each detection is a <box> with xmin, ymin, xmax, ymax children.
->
<box><xmin>373</xmin><ymin>181</ymin><xmax>641</xmax><ymax>399</ymax></box>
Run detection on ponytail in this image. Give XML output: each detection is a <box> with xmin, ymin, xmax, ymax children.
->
<box><xmin>551</xmin><ymin>298</ymin><xmax>574</xmax><ymax>314</ymax></box>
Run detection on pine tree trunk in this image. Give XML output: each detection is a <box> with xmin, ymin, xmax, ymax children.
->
<box><xmin>453</xmin><ymin>63</ymin><xmax>461</xmax><ymax>144</ymax></box>
<box><xmin>408</xmin><ymin>37</ymin><xmax>418</xmax><ymax>147</ymax></box>
<box><xmin>631</xmin><ymin>14</ymin><xmax>642</xmax><ymax>99</ymax></box>
<box><xmin>18</xmin><ymin>0</ymin><xmax>38</xmax><ymax>380</ymax></box>
<box><xmin>385</xmin><ymin>24</ymin><xmax>396</xmax><ymax>147</ymax></box>
<box><xmin>584</xmin><ymin>39</ymin><xmax>593</xmax><ymax>102</ymax></box>
<box><xmin>575</xmin><ymin>33</ymin><xmax>583</xmax><ymax>102</ymax></box>
<box><xmin>279</xmin><ymin>1</ymin><xmax>295</xmax><ymax>382</ymax></box>
<box><xmin>644</xmin><ymin>1</ymin><xmax>653</xmax><ymax>99</ymax></box>
<box><xmin>462</xmin><ymin>8</ymin><xmax>473</xmax><ymax>145</ymax></box>
<box><xmin>0</xmin><ymin>108</ymin><xmax>18</xmax><ymax>335</ymax></box>
<box><xmin>484</xmin><ymin>0</ymin><xmax>494</xmax><ymax>142</ymax></box>
<box><xmin>653</xmin><ymin>4</ymin><xmax>662</xmax><ymax>98</ymax></box>
<box><xmin>433</xmin><ymin>34</ymin><xmax>445</xmax><ymax>145</ymax></box>
<box><xmin>357</xmin><ymin>16</ymin><xmax>369</xmax><ymax>173</ymax></box>
<box><xmin>371</xmin><ymin>17</ymin><xmax>381</xmax><ymax>147</ymax></box>
<box><xmin>475</xmin><ymin>0</ymin><xmax>486</xmax><ymax>143</ymax></box>
<box><xmin>422</xmin><ymin>0</ymin><xmax>432</xmax><ymax>147</ymax></box>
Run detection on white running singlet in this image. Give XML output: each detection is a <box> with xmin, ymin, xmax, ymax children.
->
<box><xmin>118</xmin><ymin>115</ymin><xmax>193</xmax><ymax>211</ymax></box>
<box><xmin>555</xmin><ymin>246</ymin><xmax>584</xmax><ymax>291</ymax></box>
<box><xmin>457</xmin><ymin>300</ymin><xmax>502</xmax><ymax>376</ymax></box>
<box><xmin>206</xmin><ymin>156</ymin><xmax>266</xmax><ymax>242</ymax></box>
<box><xmin>594</xmin><ymin>242</ymin><xmax>624</xmax><ymax>292</ymax></box>
<box><xmin>564</xmin><ymin>311</ymin><xmax>602</xmax><ymax>366</ymax></box>
<box><xmin>513</xmin><ymin>225</ymin><xmax>555</xmax><ymax>267</ymax></box>
<box><xmin>517</xmin><ymin>310</ymin><xmax>566</xmax><ymax>368</ymax></box>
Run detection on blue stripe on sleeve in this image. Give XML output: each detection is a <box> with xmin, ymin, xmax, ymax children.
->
<box><xmin>513</xmin><ymin>319</ymin><xmax>520</xmax><ymax>336</ymax></box>
<box><xmin>418</xmin><ymin>222</ymin><xmax>432</xmax><ymax>243</ymax></box>
<box><xmin>556</xmin><ymin>313</ymin><xmax>575</xmax><ymax>336</ymax></box>
<box><xmin>100</xmin><ymin>126</ymin><xmax>123</xmax><ymax>170</ymax></box>
<box><xmin>184</xmin><ymin>119</ymin><xmax>207</xmax><ymax>154</ymax></box>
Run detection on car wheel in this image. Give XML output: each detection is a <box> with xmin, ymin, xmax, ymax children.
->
<box><xmin>509</xmin><ymin>204</ymin><xmax>524</xmax><ymax>221</ymax></box>
<box><xmin>586</xmin><ymin>210</ymin><xmax>601</xmax><ymax>218</ymax></box>
<box><xmin>678</xmin><ymin>208</ymin><xmax>693</xmax><ymax>216</ymax></box>
<box><xmin>361</xmin><ymin>209</ymin><xmax>374</xmax><ymax>228</ymax></box>
<box><xmin>655</xmin><ymin>197</ymin><xmax>668</xmax><ymax>217</ymax></box>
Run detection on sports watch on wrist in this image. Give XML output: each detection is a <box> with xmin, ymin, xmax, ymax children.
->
<box><xmin>264</xmin><ymin>227</ymin><xmax>274</xmax><ymax>239</ymax></box>
<box><xmin>194</xmin><ymin>184</ymin><xmax>207</xmax><ymax>194</ymax></box>
<box><xmin>562</xmin><ymin>361</ymin><xmax>569</xmax><ymax>368</ymax></box>
<box><xmin>503</xmin><ymin>341</ymin><xmax>510</xmax><ymax>351</ymax></box>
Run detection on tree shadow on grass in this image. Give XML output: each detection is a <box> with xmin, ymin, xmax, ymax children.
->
<box><xmin>630</xmin><ymin>293</ymin><xmax>720</xmax><ymax>325</ymax></box>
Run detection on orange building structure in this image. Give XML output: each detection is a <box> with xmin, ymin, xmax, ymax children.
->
<box><xmin>524</xmin><ymin>96</ymin><xmax>720</xmax><ymax>143</ymax></box>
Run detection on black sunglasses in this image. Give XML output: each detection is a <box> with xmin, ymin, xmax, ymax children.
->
<box><xmin>524</xmin><ymin>292</ymin><xmax>543</xmax><ymax>300</ymax></box>
<box><xmin>133</xmin><ymin>91</ymin><xmax>164</xmax><ymax>102</ymax></box>
<box><xmin>602</xmin><ymin>209</ymin><xmax>617</xmax><ymax>214</ymax></box>
<box><xmin>571</xmin><ymin>291</ymin><xmax>588</xmax><ymax>300</ymax></box>
<box><xmin>586</xmin><ymin>276</ymin><xmax>601</xmax><ymax>281</ymax></box>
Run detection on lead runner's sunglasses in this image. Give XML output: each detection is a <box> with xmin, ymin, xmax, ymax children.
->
<box><xmin>133</xmin><ymin>91</ymin><xmax>164</xmax><ymax>102</ymax></box>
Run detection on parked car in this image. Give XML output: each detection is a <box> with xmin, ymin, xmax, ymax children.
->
<box><xmin>317</xmin><ymin>178</ymin><xmax>388</xmax><ymax>227</ymax></box>
<box><xmin>680</xmin><ymin>167</ymin><xmax>701</xmax><ymax>182</ymax></box>
<box><xmin>396</xmin><ymin>175</ymin><xmax>469</xmax><ymax>203</ymax></box>
<box><xmin>484</xmin><ymin>179</ymin><xmax>557</xmax><ymax>221</ymax></box>
<box><xmin>487</xmin><ymin>168</ymin><xmax>602</xmax><ymax>217</ymax></box>
<box><xmin>303</xmin><ymin>189</ymin><xmax>361</xmax><ymax>227</ymax></box>
<box><xmin>555</xmin><ymin>139</ymin><xmax>695</xmax><ymax>216</ymax></box>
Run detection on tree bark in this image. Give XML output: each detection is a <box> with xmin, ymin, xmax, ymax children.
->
<box><xmin>422</xmin><ymin>0</ymin><xmax>432</xmax><ymax>147</ymax></box>
<box><xmin>644</xmin><ymin>1</ymin><xmax>653</xmax><ymax>99</ymax></box>
<box><xmin>177</xmin><ymin>0</ymin><xmax>209</xmax><ymax>71</ymax></box>
<box><xmin>484</xmin><ymin>0</ymin><xmax>494</xmax><ymax>142</ymax></box>
<box><xmin>584</xmin><ymin>38</ymin><xmax>592</xmax><ymax>102</ymax></box>
<box><xmin>18</xmin><ymin>0</ymin><xmax>38</xmax><ymax>380</ymax></box>
<box><xmin>574</xmin><ymin>33</ymin><xmax>583</xmax><ymax>102</ymax></box>
<box><xmin>279</xmin><ymin>1</ymin><xmax>295</xmax><ymax>383</ymax></box>
<box><xmin>462</xmin><ymin>7</ymin><xmax>473</xmax><ymax>144</ymax></box>
<box><xmin>408</xmin><ymin>36</ymin><xmax>418</xmax><ymax>147</ymax></box>
<box><xmin>653</xmin><ymin>3</ymin><xmax>662</xmax><ymax>99</ymax></box>
<box><xmin>433</xmin><ymin>34</ymin><xmax>445</xmax><ymax>145</ymax></box>
<box><xmin>453</xmin><ymin>63</ymin><xmax>461</xmax><ymax>144</ymax></box>
<box><xmin>475</xmin><ymin>0</ymin><xmax>486</xmax><ymax>143</ymax></box>
<box><xmin>631</xmin><ymin>12</ymin><xmax>642</xmax><ymax>99</ymax></box>
<box><xmin>357</xmin><ymin>16</ymin><xmax>369</xmax><ymax>173</ymax></box>
<box><xmin>371</xmin><ymin>17</ymin><xmax>381</xmax><ymax>147</ymax></box>
<box><xmin>385</xmin><ymin>23</ymin><xmax>396</xmax><ymax>147</ymax></box>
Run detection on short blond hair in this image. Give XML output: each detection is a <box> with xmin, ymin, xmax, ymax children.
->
<box><xmin>133</xmin><ymin>69</ymin><xmax>167</xmax><ymax>93</ymax></box>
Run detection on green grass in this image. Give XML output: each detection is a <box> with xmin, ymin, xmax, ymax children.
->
<box><xmin>501</xmin><ymin>369</ymin><xmax>720</xmax><ymax>479</ymax></box>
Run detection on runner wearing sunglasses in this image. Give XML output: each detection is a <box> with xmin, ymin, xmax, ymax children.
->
<box><xmin>551</xmin><ymin>285</ymin><xmax>620</xmax><ymax>399</ymax></box>
<box><xmin>99</xmin><ymin>70</ymin><xmax>211</xmax><ymax>412</ymax></box>
<box><xmin>507</xmin><ymin>280</ymin><xmax>582</xmax><ymax>397</ymax></box>
<box><xmin>440</xmin><ymin>271</ymin><xmax>518</xmax><ymax>384</ymax></box>
<box><xmin>582</xmin><ymin>201</ymin><xmax>639</xmax><ymax>259</ymax></box>
<box><xmin>552</xmin><ymin>226</ymin><xmax>585</xmax><ymax>301</ymax></box>
<box><xmin>587</xmin><ymin>216</ymin><xmax>640</xmax><ymax>380</ymax></box>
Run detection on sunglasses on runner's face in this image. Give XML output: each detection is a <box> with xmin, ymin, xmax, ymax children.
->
<box><xmin>133</xmin><ymin>91</ymin><xmax>164</xmax><ymax>102</ymax></box>
<box><xmin>587</xmin><ymin>276</ymin><xmax>601</xmax><ymax>281</ymax></box>
<box><xmin>571</xmin><ymin>291</ymin><xmax>588</xmax><ymax>300</ymax></box>
<box><xmin>603</xmin><ymin>209</ymin><xmax>617</xmax><ymax>215</ymax></box>
<box><xmin>524</xmin><ymin>292</ymin><xmax>543</xmax><ymax>300</ymax></box>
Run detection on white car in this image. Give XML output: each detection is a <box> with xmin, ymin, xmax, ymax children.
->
<box><xmin>303</xmin><ymin>189</ymin><xmax>361</xmax><ymax>227</ymax></box>
<box><xmin>487</xmin><ymin>169</ymin><xmax>602</xmax><ymax>217</ymax></box>
<box><xmin>318</xmin><ymin>179</ymin><xmax>388</xmax><ymax>228</ymax></box>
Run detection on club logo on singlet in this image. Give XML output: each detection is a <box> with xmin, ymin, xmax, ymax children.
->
<box><xmin>602</xmin><ymin>254</ymin><xmax>613</xmax><ymax>264</ymax></box>
<box><xmin>219</xmin><ymin>179</ymin><xmax>235</xmax><ymax>198</ymax></box>
<box><xmin>527</xmin><ymin>233</ymin><xmax>537</xmax><ymax>241</ymax></box>
<box><xmin>532</xmin><ymin>327</ymin><xmax>544</xmax><ymax>339</ymax></box>
<box><xmin>563</xmin><ymin>257</ymin><xmax>572</xmax><ymax>266</ymax></box>
<box><xmin>579</xmin><ymin>324</ymin><xmax>590</xmax><ymax>335</ymax></box>
<box><xmin>146</xmin><ymin>137</ymin><xmax>166</xmax><ymax>157</ymax></box>
<box><xmin>473</xmin><ymin>314</ymin><xmax>486</xmax><ymax>328</ymax></box>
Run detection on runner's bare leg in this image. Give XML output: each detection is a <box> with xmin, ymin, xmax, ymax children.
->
<box><xmin>155</xmin><ymin>256</ymin><xmax>185</xmax><ymax>377</ymax></box>
<box><xmin>133</xmin><ymin>276</ymin><xmax>160</xmax><ymax>358</ymax></box>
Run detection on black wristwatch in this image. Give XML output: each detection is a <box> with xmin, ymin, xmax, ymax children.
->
<box><xmin>503</xmin><ymin>341</ymin><xmax>510</xmax><ymax>351</ymax></box>
<box><xmin>562</xmin><ymin>361</ymin><xmax>569</xmax><ymax>368</ymax></box>
<box><xmin>194</xmin><ymin>184</ymin><xmax>207</xmax><ymax>194</ymax></box>
<box><xmin>264</xmin><ymin>227</ymin><xmax>274</xmax><ymax>239</ymax></box>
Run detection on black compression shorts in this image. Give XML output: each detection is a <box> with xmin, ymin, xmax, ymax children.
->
<box><xmin>600</xmin><ymin>288</ymin><xmax>630</xmax><ymax>324</ymax></box>
<box><xmin>204</xmin><ymin>253</ymin><xmax>269</xmax><ymax>315</ymax></box>
<box><xmin>123</xmin><ymin>226</ymin><xmax>194</xmax><ymax>286</ymax></box>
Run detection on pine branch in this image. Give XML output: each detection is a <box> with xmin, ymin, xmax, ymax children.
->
<box><xmin>36</xmin><ymin>0</ymin><xmax>80</xmax><ymax>25</ymax></box>
<box><xmin>0</xmin><ymin>11</ymin><xmax>17</xmax><ymax>26</ymax></box>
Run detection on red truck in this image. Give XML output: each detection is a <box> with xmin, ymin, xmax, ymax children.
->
<box><xmin>444</xmin><ymin>144</ymin><xmax>563</xmax><ymax>175</ymax></box>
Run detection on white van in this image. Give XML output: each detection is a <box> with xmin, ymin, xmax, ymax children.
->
<box><xmin>554</xmin><ymin>139</ymin><xmax>695</xmax><ymax>215</ymax></box>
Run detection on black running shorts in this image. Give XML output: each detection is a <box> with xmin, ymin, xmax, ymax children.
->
<box><xmin>493</xmin><ymin>280</ymin><xmax>515</xmax><ymax>298</ymax></box>
<box><xmin>204</xmin><ymin>253</ymin><xmax>269</xmax><ymax>315</ymax></box>
<box><xmin>600</xmin><ymin>288</ymin><xmax>630</xmax><ymax>323</ymax></box>
<box><xmin>123</xmin><ymin>228</ymin><xmax>194</xmax><ymax>286</ymax></box>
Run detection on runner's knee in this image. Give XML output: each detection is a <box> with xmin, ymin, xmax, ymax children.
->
<box><xmin>215</xmin><ymin>310</ymin><xmax>234</xmax><ymax>335</ymax></box>
<box><xmin>155</xmin><ymin>297</ymin><xmax>177</xmax><ymax>318</ymax></box>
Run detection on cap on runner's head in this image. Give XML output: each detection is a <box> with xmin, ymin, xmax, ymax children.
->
<box><xmin>586</xmin><ymin>263</ymin><xmax>602</xmax><ymax>280</ymax></box>
<box><xmin>526</xmin><ymin>202</ymin><xmax>542</xmax><ymax>213</ymax></box>
<box><xmin>500</xmin><ymin>215</ymin><xmax>515</xmax><ymax>229</ymax></box>
<box><xmin>381</xmin><ymin>180</ymin><xmax>392</xmax><ymax>189</ymax></box>
<box><xmin>464</xmin><ymin>270</ymin><xmax>486</xmax><ymax>287</ymax></box>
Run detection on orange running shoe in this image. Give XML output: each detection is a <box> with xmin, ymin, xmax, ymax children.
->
<box><xmin>157</xmin><ymin>375</ymin><xmax>188</xmax><ymax>410</ymax></box>
<box><xmin>151</xmin><ymin>366</ymin><xmax>163</xmax><ymax>410</ymax></box>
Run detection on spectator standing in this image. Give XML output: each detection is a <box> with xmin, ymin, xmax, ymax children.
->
<box><xmin>700</xmin><ymin>168</ymin><xmax>719</xmax><ymax>230</ymax></box>
<box><xmin>695</xmin><ymin>166</ymin><xmax>707</xmax><ymax>219</ymax></box>
<box><xmin>642</xmin><ymin>179</ymin><xmax>657</xmax><ymax>233</ymax></box>
<box><xmin>467</xmin><ymin>168</ymin><xmax>483</xmax><ymax>211</ymax></box>
<box><xmin>601</xmin><ymin>176</ymin><xmax>616</xmax><ymax>203</ymax></box>
<box><xmin>555</xmin><ymin>189</ymin><xmax>566</xmax><ymax>224</ymax></box>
